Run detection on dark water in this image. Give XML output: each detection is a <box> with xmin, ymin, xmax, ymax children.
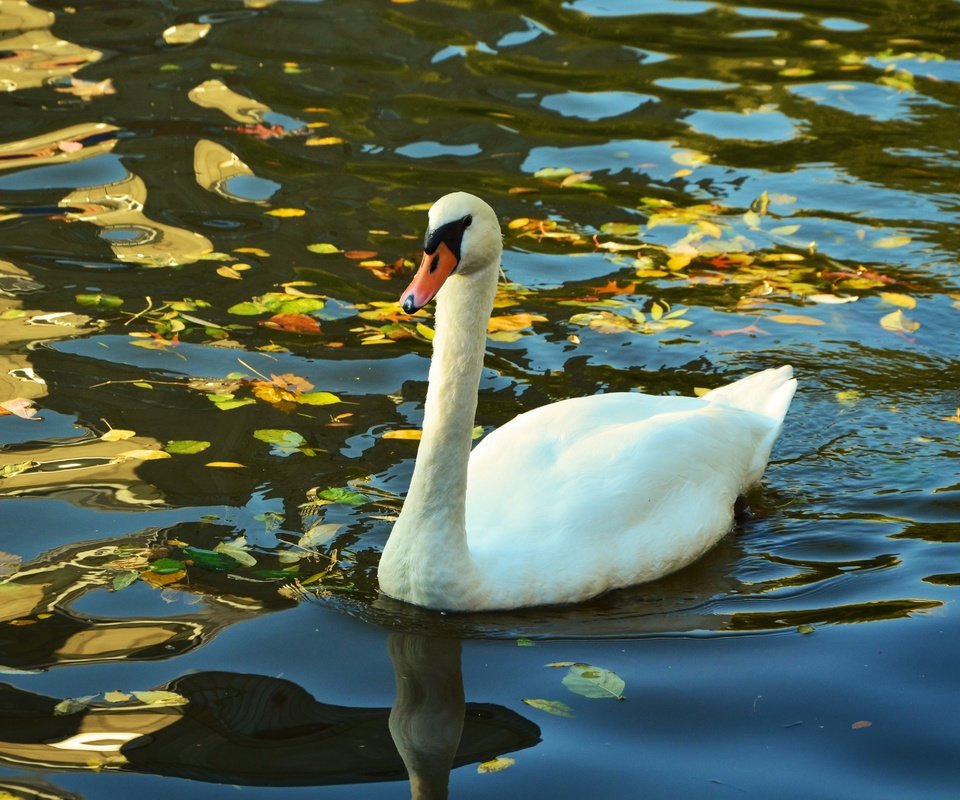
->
<box><xmin>0</xmin><ymin>0</ymin><xmax>959</xmax><ymax>797</ymax></box>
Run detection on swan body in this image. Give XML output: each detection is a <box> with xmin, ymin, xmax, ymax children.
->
<box><xmin>378</xmin><ymin>192</ymin><xmax>796</xmax><ymax>612</ymax></box>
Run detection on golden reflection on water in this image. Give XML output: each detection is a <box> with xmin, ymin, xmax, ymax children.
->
<box><xmin>0</xmin><ymin>0</ymin><xmax>101</xmax><ymax>92</ymax></box>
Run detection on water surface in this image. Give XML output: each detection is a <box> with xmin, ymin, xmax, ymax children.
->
<box><xmin>0</xmin><ymin>0</ymin><xmax>959</xmax><ymax>798</ymax></box>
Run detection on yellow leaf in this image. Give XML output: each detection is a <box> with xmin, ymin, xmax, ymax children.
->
<box><xmin>305</xmin><ymin>136</ymin><xmax>345</xmax><ymax>146</ymax></box>
<box><xmin>119</xmin><ymin>449</ymin><xmax>172</xmax><ymax>461</ymax></box>
<box><xmin>769</xmin><ymin>314</ymin><xmax>825</xmax><ymax>326</ymax></box>
<box><xmin>880</xmin><ymin>309</ymin><xmax>920</xmax><ymax>333</ymax></box>
<box><xmin>487</xmin><ymin>330</ymin><xmax>524</xmax><ymax>343</ymax></box>
<box><xmin>508</xmin><ymin>217</ymin><xmax>530</xmax><ymax>229</ymax></box>
<box><xmin>101</xmin><ymin>428</ymin><xmax>136</xmax><ymax>442</ymax></box>
<box><xmin>382</xmin><ymin>429</ymin><xmax>422</xmax><ymax>440</ymax></box>
<box><xmin>874</xmin><ymin>235</ymin><xmax>911</xmax><ymax>249</ymax></box>
<box><xmin>217</xmin><ymin>266</ymin><xmax>243</xmax><ymax>280</ymax></box>
<box><xmin>234</xmin><ymin>247</ymin><xmax>270</xmax><ymax>256</ymax></box>
<box><xmin>835</xmin><ymin>390</ymin><xmax>862</xmax><ymax>405</ymax></box>
<box><xmin>477</xmin><ymin>757</ymin><xmax>515</xmax><ymax>774</ymax></box>
<box><xmin>879</xmin><ymin>292</ymin><xmax>916</xmax><ymax>309</ymax></box>
<box><xmin>761</xmin><ymin>253</ymin><xmax>805</xmax><ymax>262</ymax></box>
<box><xmin>266</xmin><ymin>208</ymin><xmax>306</xmax><ymax>218</ymax></box>
<box><xmin>104</xmin><ymin>690</ymin><xmax>133</xmax><ymax>703</ymax></box>
<box><xmin>742</xmin><ymin>210</ymin><xmax>762</xmax><ymax>229</ymax></box>
<box><xmin>205</xmin><ymin>461</ymin><xmax>246</xmax><ymax>468</ymax></box>
<box><xmin>671</xmin><ymin>149</ymin><xmax>710</xmax><ymax>166</ymax></box>
<box><xmin>487</xmin><ymin>313</ymin><xmax>547</xmax><ymax>332</ymax></box>
<box><xmin>673</xmin><ymin>168</ymin><xmax>692</xmax><ymax>178</ymax></box>
<box><xmin>696</xmin><ymin>220</ymin><xmax>722</xmax><ymax>238</ymax></box>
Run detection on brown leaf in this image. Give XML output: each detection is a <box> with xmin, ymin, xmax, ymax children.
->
<box><xmin>261</xmin><ymin>313</ymin><xmax>322</xmax><ymax>334</ymax></box>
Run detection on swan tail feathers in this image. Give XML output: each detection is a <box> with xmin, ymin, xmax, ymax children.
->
<box><xmin>705</xmin><ymin>365</ymin><xmax>796</xmax><ymax>423</ymax></box>
<box><xmin>707</xmin><ymin>366</ymin><xmax>796</xmax><ymax>487</ymax></box>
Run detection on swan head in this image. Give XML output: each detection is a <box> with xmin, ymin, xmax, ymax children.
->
<box><xmin>400</xmin><ymin>192</ymin><xmax>502</xmax><ymax>314</ymax></box>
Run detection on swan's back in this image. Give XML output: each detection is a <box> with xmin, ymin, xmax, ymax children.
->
<box><xmin>463</xmin><ymin>367</ymin><xmax>795</xmax><ymax>607</ymax></box>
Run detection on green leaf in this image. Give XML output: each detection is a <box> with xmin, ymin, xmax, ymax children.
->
<box><xmin>533</xmin><ymin>167</ymin><xmax>574</xmax><ymax>180</ymax></box>
<box><xmin>516</xmin><ymin>637</ymin><xmax>536</xmax><ymax>647</ymax></box>
<box><xmin>76</xmin><ymin>293</ymin><xmax>123</xmax><ymax>309</ymax></box>
<box><xmin>797</xmin><ymin>624</ymin><xmax>815</xmax><ymax>635</ymax></box>
<box><xmin>207</xmin><ymin>393</ymin><xmax>256</xmax><ymax>411</ymax></box>
<box><xmin>253</xmin><ymin>428</ymin><xmax>306</xmax><ymax>446</ymax></box>
<box><xmin>561</xmin><ymin>662</ymin><xmax>625</xmax><ymax>700</ymax></box>
<box><xmin>522</xmin><ymin>698</ymin><xmax>575</xmax><ymax>718</ymax></box>
<box><xmin>181</xmin><ymin>546</ymin><xmax>239</xmax><ymax>571</ymax></box>
<box><xmin>163</xmin><ymin>440</ymin><xmax>211</xmax><ymax>455</ymax></box>
<box><xmin>111</xmin><ymin>570</ymin><xmax>140</xmax><ymax>591</ymax></box>
<box><xmin>316</xmin><ymin>487</ymin><xmax>368</xmax><ymax>506</ymax></box>
<box><xmin>297</xmin><ymin>391</ymin><xmax>340</xmax><ymax>406</ymax></box>
<box><xmin>307</xmin><ymin>242</ymin><xmax>341</xmax><ymax>254</ymax></box>
<box><xmin>227</xmin><ymin>301</ymin><xmax>268</xmax><ymax>315</ymax></box>
<box><xmin>149</xmin><ymin>558</ymin><xmax>186</xmax><ymax>575</ymax></box>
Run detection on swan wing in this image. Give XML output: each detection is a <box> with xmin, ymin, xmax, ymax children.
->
<box><xmin>464</xmin><ymin>386</ymin><xmax>787</xmax><ymax>604</ymax></box>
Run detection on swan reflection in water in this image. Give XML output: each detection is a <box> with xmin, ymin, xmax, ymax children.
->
<box><xmin>0</xmin><ymin>632</ymin><xmax>539</xmax><ymax>798</ymax></box>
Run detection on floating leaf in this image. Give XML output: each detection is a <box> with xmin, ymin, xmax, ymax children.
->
<box><xmin>522</xmin><ymin>698</ymin><xmax>575</xmax><ymax>717</ymax></box>
<box><xmin>560</xmin><ymin>662</ymin><xmax>625</xmax><ymax>700</ymax></box>
<box><xmin>879</xmin><ymin>292</ymin><xmax>916</xmax><ymax>309</ymax></box>
<box><xmin>768</xmin><ymin>314</ymin><xmax>825</xmax><ymax>326</ymax></box>
<box><xmin>101</xmin><ymin>428</ymin><xmax>136</xmax><ymax>442</ymax></box>
<box><xmin>874</xmin><ymin>235</ymin><xmax>911</xmax><ymax>249</ymax></box>
<box><xmin>305</xmin><ymin>136</ymin><xmax>345</xmax><ymax>146</ymax></box>
<box><xmin>298</xmin><ymin>522</ymin><xmax>343</xmax><ymax>549</ymax></box>
<box><xmin>131</xmin><ymin>690</ymin><xmax>189</xmax><ymax>707</ymax></box>
<box><xmin>770</xmin><ymin>224</ymin><xmax>801</xmax><ymax>236</ymax></box>
<box><xmin>477</xmin><ymin>757</ymin><xmax>515</xmax><ymax>774</ymax></box>
<box><xmin>797</xmin><ymin>624</ymin><xmax>815</xmax><ymax>635</ymax></box>
<box><xmin>487</xmin><ymin>313</ymin><xmax>547</xmax><ymax>332</ymax></box>
<box><xmin>163</xmin><ymin>440</ymin><xmax>211</xmax><ymax>455</ymax></box>
<box><xmin>54</xmin><ymin>697</ymin><xmax>96</xmax><ymax>716</ymax></box>
<box><xmin>181</xmin><ymin>546</ymin><xmax>238</xmax><ymax>571</ymax></box>
<box><xmin>104</xmin><ymin>690</ymin><xmax>132</xmax><ymax>703</ymax></box>
<box><xmin>307</xmin><ymin>242</ymin><xmax>341</xmax><ymax>254</ymax></box>
<box><xmin>149</xmin><ymin>558</ymin><xmax>186</xmax><ymax>575</ymax></box>
<box><xmin>111</xmin><ymin>571</ymin><xmax>139</xmax><ymax>591</ymax></box>
<box><xmin>516</xmin><ymin>638</ymin><xmax>535</xmax><ymax>647</ymax></box>
<box><xmin>214</xmin><ymin>536</ymin><xmax>257</xmax><ymax>567</ymax></box>
<box><xmin>262</xmin><ymin>313</ymin><xmax>322</xmax><ymax>334</ymax></box>
<box><xmin>207</xmin><ymin>394</ymin><xmax>256</xmax><ymax>411</ymax></box>
<box><xmin>533</xmin><ymin>167</ymin><xmax>574</xmax><ymax>180</ymax></box>
<box><xmin>266</xmin><ymin>208</ymin><xmax>306</xmax><ymax>218</ymax></box>
<box><xmin>835</xmin><ymin>390</ymin><xmax>862</xmax><ymax>405</ymax></box>
<box><xmin>76</xmin><ymin>293</ymin><xmax>123</xmax><ymax>309</ymax></box>
<box><xmin>162</xmin><ymin>22</ymin><xmax>211</xmax><ymax>44</ymax></box>
<box><xmin>297</xmin><ymin>391</ymin><xmax>340</xmax><ymax>406</ymax></box>
<box><xmin>316</xmin><ymin>487</ymin><xmax>368</xmax><ymax>505</ymax></box>
<box><xmin>205</xmin><ymin>461</ymin><xmax>246</xmax><ymax>468</ymax></box>
<box><xmin>120</xmin><ymin>449</ymin><xmax>172</xmax><ymax>461</ymax></box>
<box><xmin>851</xmin><ymin>720</ymin><xmax>873</xmax><ymax>730</ymax></box>
<box><xmin>382</xmin><ymin>429</ymin><xmax>422</xmax><ymax>440</ymax></box>
<box><xmin>227</xmin><ymin>301</ymin><xmax>268</xmax><ymax>315</ymax></box>
<box><xmin>880</xmin><ymin>309</ymin><xmax>920</xmax><ymax>333</ymax></box>
<box><xmin>807</xmin><ymin>294</ymin><xmax>857</xmax><ymax>305</ymax></box>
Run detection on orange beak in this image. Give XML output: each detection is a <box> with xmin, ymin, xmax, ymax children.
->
<box><xmin>400</xmin><ymin>241</ymin><xmax>460</xmax><ymax>314</ymax></box>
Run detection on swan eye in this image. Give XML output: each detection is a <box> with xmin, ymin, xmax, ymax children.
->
<box><xmin>461</xmin><ymin>214</ymin><xmax>472</xmax><ymax>228</ymax></box>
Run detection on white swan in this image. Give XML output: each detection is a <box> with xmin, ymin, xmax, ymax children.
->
<box><xmin>378</xmin><ymin>192</ymin><xmax>796</xmax><ymax>612</ymax></box>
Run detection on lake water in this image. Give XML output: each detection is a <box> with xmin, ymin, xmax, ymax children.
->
<box><xmin>0</xmin><ymin>0</ymin><xmax>959</xmax><ymax>797</ymax></box>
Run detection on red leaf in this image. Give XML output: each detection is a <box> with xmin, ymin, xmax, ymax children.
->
<box><xmin>261</xmin><ymin>314</ymin><xmax>322</xmax><ymax>335</ymax></box>
<box><xmin>344</xmin><ymin>250</ymin><xmax>378</xmax><ymax>260</ymax></box>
